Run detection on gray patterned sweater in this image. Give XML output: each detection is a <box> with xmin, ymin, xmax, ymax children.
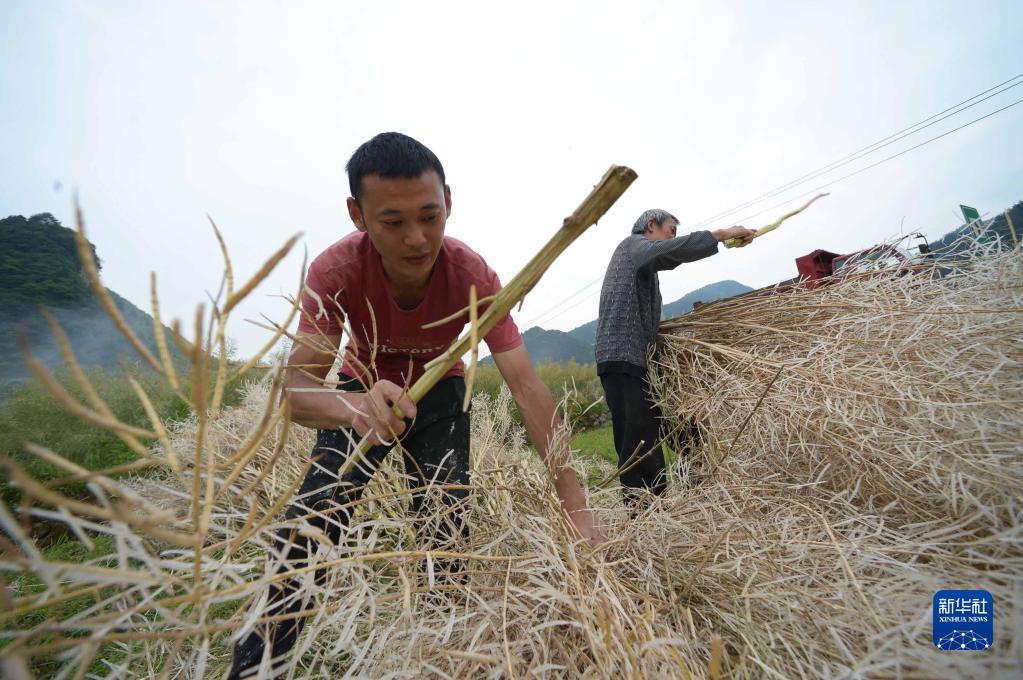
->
<box><xmin>594</xmin><ymin>230</ymin><xmax>719</xmax><ymax>372</ymax></box>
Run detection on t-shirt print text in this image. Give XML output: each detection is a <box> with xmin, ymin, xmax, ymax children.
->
<box><xmin>377</xmin><ymin>339</ymin><xmax>446</xmax><ymax>356</ymax></box>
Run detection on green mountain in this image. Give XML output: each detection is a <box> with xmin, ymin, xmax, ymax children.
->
<box><xmin>1</xmin><ymin>213</ymin><xmax>182</xmax><ymax>385</ymax></box>
<box><xmin>565</xmin><ymin>280</ymin><xmax>752</xmax><ymax>349</ymax></box>
<box><xmin>661</xmin><ymin>280</ymin><xmax>753</xmax><ymax>319</ymax></box>
<box><xmin>515</xmin><ymin>327</ymin><xmax>593</xmax><ymax>365</ymax></box>
<box><xmin>488</xmin><ymin>279</ymin><xmax>753</xmax><ymax>366</ymax></box>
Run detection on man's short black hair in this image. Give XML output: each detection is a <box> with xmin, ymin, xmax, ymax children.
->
<box><xmin>345</xmin><ymin>132</ymin><xmax>446</xmax><ymax>202</ymax></box>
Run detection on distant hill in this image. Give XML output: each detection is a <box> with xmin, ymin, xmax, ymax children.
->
<box><xmin>565</xmin><ymin>279</ymin><xmax>752</xmax><ymax>349</ymax></box>
<box><xmin>660</xmin><ymin>280</ymin><xmax>753</xmax><ymax>320</ymax></box>
<box><xmin>489</xmin><ymin>279</ymin><xmax>753</xmax><ymax>366</ymax></box>
<box><xmin>1</xmin><ymin>213</ymin><xmax>98</xmax><ymax>308</ymax></box>
<box><xmin>516</xmin><ymin>327</ymin><xmax>593</xmax><ymax>365</ymax></box>
<box><xmin>1</xmin><ymin>213</ymin><xmax>183</xmax><ymax>384</ymax></box>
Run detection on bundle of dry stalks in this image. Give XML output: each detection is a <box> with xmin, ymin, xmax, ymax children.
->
<box><xmin>2</xmin><ymin>205</ymin><xmax>1020</xmax><ymax>679</ymax></box>
<box><xmin>649</xmin><ymin>235</ymin><xmax>1023</xmax><ymax>677</ymax></box>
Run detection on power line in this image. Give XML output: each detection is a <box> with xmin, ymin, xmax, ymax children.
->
<box><xmin>521</xmin><ymin>274</ymin><xmax>603</xmax><ymax>328</ymax></box>
<box><xmin>707</xmin><ymin>94</ymin><xmax>1023</xmax><ymax>231</ymax></box>
<box><xmin>689</xmin><ymin>72</ymin><xmax>1023</xmax><ymax>229</ymax></box>
<box><xmin>528</xmin><ymin>284</ymin><xmax>604</xmax><ymax>330</ymax></box>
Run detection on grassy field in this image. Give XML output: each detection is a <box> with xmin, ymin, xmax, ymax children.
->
<box><xmin>0</xmin><ymin>358</ymin><xmax>615</xmax><ymax>521</ymax></box>
<box><xmin>2</xmin><ymin>534</ymin><xmax>121</xmax><ymax>676</ymax></box>
<box><xmin>0</xmin><ymin>358</ymin><xmax>606</xmax><ymax>508</ymax></box>
<box><xmin>570</xmin><ymin>424</ymin><xmax>683</xmax><ymax>472</ymax></box>
<box><xmin>570</xmin><ymin>424</ymin><xmax>615</xmax><ymax>465</ymax></box>
<box><xmin>472</xmin><ymin>360</ymin><xmax>608</xmax><ymax>430</ymax></box>
<box><xmin>0</xmin><ymin>362</ymin><xmax>253</xmax><ymax>675</ymax></box>
<box><xmin>0</xmin><ymin>362</ymin><xmax>255</xmax><ymax>508</ymax></box>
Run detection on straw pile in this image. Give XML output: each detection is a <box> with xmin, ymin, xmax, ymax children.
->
<box><xmin>2</xmin><ymin>231</ymin><xmax>1021</xmax><ymax>679</ymax></box>
<box><xmin>649</xmin><ymin>236</ymin><xmax>1023</xmax><ymax>677</ymax></box>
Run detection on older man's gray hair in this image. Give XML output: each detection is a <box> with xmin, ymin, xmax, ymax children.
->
<box><xmin>631</xmin><ymin>209</ymin><xmax>679</xmax><ymax>234</ymax></box>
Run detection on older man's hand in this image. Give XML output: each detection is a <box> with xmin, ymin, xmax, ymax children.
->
<box><xmin>712</xmin><ymin>225</ymin><xmax>756</xmax><ymax>246</ymax></box>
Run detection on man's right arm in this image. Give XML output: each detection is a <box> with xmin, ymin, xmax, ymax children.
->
<box><xmin>285</xmin><ymin>332</ymin><xmax>416</xmax><ymax>444</ymax></box>
<box><xmin>629</xmin><ymin>226</ymin><xmax>756</xmax><ymax>272</ymax></box>
<box><xmin>629</xmin><ymin>230</ymin><xmax>719</xmax><ymax>272</ymax></box>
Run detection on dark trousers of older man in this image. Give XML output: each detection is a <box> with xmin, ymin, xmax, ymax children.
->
<box><xmin>598</xmin><ymin>364</ymin><xmax>669</xmax><ymax>506</ymax></box>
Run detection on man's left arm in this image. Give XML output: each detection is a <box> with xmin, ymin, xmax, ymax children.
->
<box><xmin>490</xmin><ymin>344</ymin><xmax>606</xmax><ymax>543</ymax></box>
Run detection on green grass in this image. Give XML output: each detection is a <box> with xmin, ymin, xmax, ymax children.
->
<box><xmin>1</xmin><ymin>532</ymin><xmax>122</xmax><ymax>677</ymax></box>
<box><xmin>473</xmin><ymin>361</ymin><xmax>608</xmax><ymax>430</ymax></box>
<box><xmin>0</xmin><ymin>358</ymin><xmax>601</xmax><ymax>508</ymax></box>
<box><xmin>0</xmin><ymin>360</ymin><xmax>266</xmax><ymax>676</ymax></box>
<box><xmin>3</xmin><ymin>533</ymin><xmax>118</xmax><ymax>623</ymax></box>
<box><xmin>0</xmin><ymin>362</ymin><xmax>259</xmax><ymax>507</ymax></box>
<box><xmin>571</xmin><ymin>424</ymin><xmax>616</xmax><ymax>466</ymax></box>
<box><xmin>1</xmin><ymin>530</ymin><xmax>249</xmax><ymax>677</ymax></box>
<box><xmin>570</xmin><ymin>424</ymin><xmax>682</xmax><ymax>476</ymax></box>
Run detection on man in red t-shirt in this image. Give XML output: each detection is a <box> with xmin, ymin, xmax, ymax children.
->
<box><xmin>229</xmin><ymin>132</ymin><xmax>605</xmax><ymax>678</ymax></box>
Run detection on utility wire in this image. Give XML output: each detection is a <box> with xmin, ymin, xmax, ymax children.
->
<box><xmin>527</xmin><ymin>285</ymin><xmax>604</xmax><ymax>330</ymax></box>
<box><xmin>707</xmin><ymin>95</ymin><xmax>1023</xmax><ymax>232</ymax></box>
<box><xmin>520</xmin><ymin>274</ymin><xmax>603</xmax><ymax>328</ymax></box>
<box><xmin>690</xmin><ymin>73</ymin><xmax>1023</xmax><ymax>229</ymax></box>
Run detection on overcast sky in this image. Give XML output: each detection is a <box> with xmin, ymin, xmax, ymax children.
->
<box><xmin>2</xmin><ymin>1</ymin><xmax>1021</xmax><ymax>358</ymax></box>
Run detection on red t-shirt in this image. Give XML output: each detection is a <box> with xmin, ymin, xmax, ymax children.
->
<box><xmin>297</xmin><ymin>232</ymin><xmax>522</xmax><ymax>386</ymax></box>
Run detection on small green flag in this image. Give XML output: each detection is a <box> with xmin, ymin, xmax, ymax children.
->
<box><xmin>960</xmin><ymin>205</ymin><xmax>981</xmax><ymax>224</ymax></box>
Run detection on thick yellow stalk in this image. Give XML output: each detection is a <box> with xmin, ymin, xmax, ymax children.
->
<box><xmin>348</xmin><ymin>164</ymin><xmax>637</xmax><ymax>463</ymax></box>
<box><xmin>723</xmin><ymin>192</ymin><xmax>829</xmax><ymax>248</ymax></box>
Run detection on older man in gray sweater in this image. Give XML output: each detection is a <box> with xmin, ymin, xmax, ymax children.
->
<box><xmin>595</xmin><ymin>210</ymin><xmax>753</xmax><ymax>506</ymax></box>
